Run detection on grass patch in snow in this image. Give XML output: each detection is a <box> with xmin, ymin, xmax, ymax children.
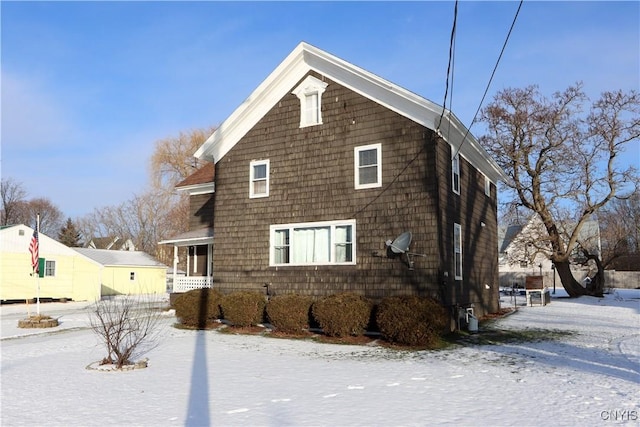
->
<box><xmin>445</xmin><ymin>327</ymin><xmax>574</xmax><ymax>346</ymax></box>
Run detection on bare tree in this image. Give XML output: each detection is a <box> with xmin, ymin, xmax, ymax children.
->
<box><xmin>598</xmin><ymin>193</ymin><xmax>640</xmax><ymax>268</ymax></box>
<box><xmin>78</xmin><ymin>126</ymin><xmax>215</xmax><ymax>265</ymax></box>
<box><xmin>24</xmin><ymin>198</ymin><xmax>64</xmax><ymax>236</ymax></box>
<box><xmin>1</xmin><ymin>177</ymin><xmax>27</xmax><ymax>225</ymax></box>
<box><xmin>150</xmin><ymin>127</ymin><xmax>216</xmax><ymax>193</ymax></box>
<box><xmin>88</xmin><ymin>295</ymin><xmax>165</xmax><ymax>369</ymax></box>
<box><xmin>480</xmin><ymin>83</ymin><xmax>639</xmax><ymax>297</ymax></box>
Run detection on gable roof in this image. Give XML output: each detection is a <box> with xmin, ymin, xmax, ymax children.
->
<box><xmin>176</xmin><ymin>161</ymin><xmax>215</xmax><ymax>189</ymax></box>
<box><xmin>194</xmin><ymin>42</ymin><xmax>507</xmax><ymax>184</ymax></box>
<box><xmin>73</xmin><ymin>248</ymin><xmax>168</xmax><ymax>268</ymax></box>
<box><xmin>85</xmin><ymin>236</ymin><xmax>135</xmax><ymax>251</ymax></box>
<box><xmin>0</xmin><ymin>224</ymin><xmax>101</xmax><ymax>266</ymax></box>
<box><xmin>499</xmin><ymin>216</ymin><xmax>601</xmax><ymax>255</ymax></box>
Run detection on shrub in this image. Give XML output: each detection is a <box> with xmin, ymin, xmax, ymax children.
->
<box><xmin>173</xmin><ymin>288</ymin><xmax>223</xmax><ymax>328</ymax></box>
<box><xmin>220</xmin><ymin>291</ymin><xmax>266</xmax><ymax>327</ymax></box>
<box><xmin>376</xmin><ymin>296</ymin><xmax>448</xmax><ymax>347</ymax></box>
<box><xmin>266</xmin><ymin>294</ymin><xmax>314</xmax><ymax>334</ymax></box>
<box><xmin>311</xmin><ymin>293</ymin><xmax>373</xmax><ymax>337</ymax></box>
<box><xmin>88</xmin><ymin>295</ymin><xmax>164</xmax><ymax>368</ymax></box>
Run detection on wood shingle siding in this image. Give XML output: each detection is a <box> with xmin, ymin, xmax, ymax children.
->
<box><xmin>166</xmin><ymin>43</ymin><xmax>505</xmax><ymax>320</ymax></box>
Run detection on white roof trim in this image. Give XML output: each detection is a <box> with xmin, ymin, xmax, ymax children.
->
<box><xmin>194</xmin><ymin>42</ymin><xmax>507</xmax><ymax>183</ymax></box>
<box><xmin>176</xmin><ymin>182</ymin><xmax>215</xmax><ymax>195</ymax></box>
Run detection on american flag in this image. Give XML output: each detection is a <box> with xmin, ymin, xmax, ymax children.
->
<box><xmin>29</xmin><ymin>229</ymin><xmax>39</xmax><ymax>273</ymax></box>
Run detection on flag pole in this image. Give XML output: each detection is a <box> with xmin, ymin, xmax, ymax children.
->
<box><xmin>35</xmin><ymin>214</ymin><xmax>41</xmax><ymax>316</ymax></box>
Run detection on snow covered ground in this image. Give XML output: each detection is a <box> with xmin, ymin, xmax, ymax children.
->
<box><xmin>1</xmin><ymin>290</ymin><xmax>638</xmax><ymax>427</ymax></box>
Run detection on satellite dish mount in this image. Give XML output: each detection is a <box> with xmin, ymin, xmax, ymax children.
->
<box><xmin>385</xmin><ymin>231</ymin><xmax>426</xmax><ymax>270</ymax></box>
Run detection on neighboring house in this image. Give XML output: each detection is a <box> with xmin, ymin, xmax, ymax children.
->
<box><xmin>0</xmin><ymin>224</ymin><xmax>102</xmax><ymax>302</ymax></box>
<box><xmin>85</xmin><ymin>236</ymin><xmax>135</xmax><ymax>251</ymax></box>
<box><xmin>73</xmin><ymin>248</ymin><xmax>168</xmax><ymax>296</ymax></box>
<box><xmin>161</xmin><ymin>42</ymin><xmax>507</xmax><ymax>319</ymax></box>
<box><xmin>498</xmin><ymin>216</ymin><xmax>601</xmax><ymax>288</ymax></box>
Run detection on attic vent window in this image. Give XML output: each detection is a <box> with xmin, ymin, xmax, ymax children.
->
<box><xmin>292</xmin><ymin>75</ymin><xmax>328</xmax><ymax>128</ymax></box>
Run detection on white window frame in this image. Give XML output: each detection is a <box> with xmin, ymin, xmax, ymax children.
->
<box><xmin>354</xmin><ymin>143</ymin><xmax>382</xmax><ymax>189</ymax></box>
<box><xmin>45</xmin><ymin>260</ymin><xmax>56</xmax><ymax>277</ymax></box>
<box><xmin>130</xmin><ymin>271</ymin><xmax>136</xmax><ymax>281</ymax></box>
<box><xmin>269</xmin><ymin>219</ymin><xmax>356</xmax><ymax>266</ymax></box>
<box><xmin>484</xmin><ymin>174</ymin><xmax>491</xmax><ymax>197</ymax></box>
<box><xmin>292</xmin><ymin>75</ymin><xmax>328</xmax><ymax>128</ymax></box>
<box><xmin>452</xmin><ymin>152</ymin><xmax>460</xmax><ymax>195</ymax></box>
<box><xmin>454</xmin><ymin>223</ymin><xmax>463</xmax><ymax>280</ymax></box>
<box><xmin>249</xmin><ymin>159</ymin><xmax>270</xmax><ymax>198</ymax></box>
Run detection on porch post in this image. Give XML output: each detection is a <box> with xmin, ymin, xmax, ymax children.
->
<box><xmin>207</xmin><ymin>243</ymin><xmax>212</xmax><ymax>286</ymax></box>
<box><xmin>172</xmin><ymin>245</ymin><xmax>178</xmax><ymax>289</ymax></box>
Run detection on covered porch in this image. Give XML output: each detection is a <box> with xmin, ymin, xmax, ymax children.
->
<box><xmin>159</xmin><ymin>227</ymin><xmax>214</xmax><ymax>293</ymax></box>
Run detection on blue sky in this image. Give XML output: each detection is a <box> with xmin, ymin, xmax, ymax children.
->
<box><xmin>2</xmin><ymin>1</ymin><xmax>639</xmax><ymax>219</ymax></box>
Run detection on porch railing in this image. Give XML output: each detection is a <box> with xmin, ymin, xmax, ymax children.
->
<box><xmin>172</xmin><ymin>276</ymin><xmax>213</xmax><ymax>293</ymax></box>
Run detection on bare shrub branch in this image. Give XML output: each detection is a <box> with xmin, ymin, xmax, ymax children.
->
<box><xmin>88</xmin><ymin>295</ymin><xmax>165</xmax><ymax>369</ymax></box>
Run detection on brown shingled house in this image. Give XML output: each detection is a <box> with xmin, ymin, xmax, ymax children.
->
<box><xmin>160</xmin><ymin>42</ymin><xmax>507</xmax><ymax>320</ymax></box>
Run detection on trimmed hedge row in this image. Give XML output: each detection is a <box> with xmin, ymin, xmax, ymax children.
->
<box><xmin>376</xmin><ymin>295</ymin><xmax>448</xmax><ymax>347</ymax></box>
<box><xmin>173</xmin><ymin>289</ymin><xmax>449</xmax><ymax>347</ymax></box>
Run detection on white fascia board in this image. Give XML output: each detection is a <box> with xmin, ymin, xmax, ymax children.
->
<box><xmin>195</xmin><ymin>42</ymin><xmax>507</xmax><ymax>183</ymax></box>
<box><xmin>194</xmin><ymin>43</ymin><xmax>309</xmax><ymax>163</ymax></box>
<box><xmin>304</xmin><ymin>48</ymin><xmax>507</xmax><ymax>183</ymax></box>
<box><xmin>176</xmin><ymin>182</ymin><xmax>215</xmax><ymax>195</ymax></box>
<box><xmin>158</xmin><ymin>236</ymin><xmax>214</xmax><ymax>246</ymax></box>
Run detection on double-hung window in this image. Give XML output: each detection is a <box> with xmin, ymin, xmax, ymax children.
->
<box><xmin>45</xmin><ymin>260</ymin><xmax>56</xmax><ymax>277</ymax></box>
<box><xmin>452</xmin><ymin>153</ymin><xmax>460</xmax><ymax>194</ymax></box>
<box><xmin>270</xmin><ymin>220</ymin><xmax>356</xmax><ymax>266</ymax></box>
<box><xmin>354</xmin><ymin>143</ymin><xmax>382</xmax><ymax>189</ymax></box>
<box><xmin>292</xmin><ymin>75</ymin><xmax>328</xmax><ymax>128</ymax></box>
<box><xmin>250</xmin><ymin>159</ymin><xmax>269</xmax><ymax>198</ymax></box>
<box><xmin>484</xmin><ymin>175</ymin><xmax>491</xmax><ymax>197</ymax></box>
<box><xmin>454</xmin><ymin>223</ymin><xmax>463</xmax><ymax>280</ymax></box>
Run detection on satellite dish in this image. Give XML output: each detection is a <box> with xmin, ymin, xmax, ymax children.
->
<box><xmin>386</xmin><ymin>231</ymin><xmax>412</xmax><ymax>254</ymax></box>
<box><xmin>385</xmin><ymin>231</ymin><xmax>426</xmax><ymax>270</ymax></box>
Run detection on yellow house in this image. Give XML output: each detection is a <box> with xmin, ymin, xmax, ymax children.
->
<box><xmin>0</xmin><ymin>224</ymin><xmax>101</xmax><ymax>302</ymax></box>
<box><xmin>73</xmin><ymin>248</ymin><xmax>168</xmax><ymax>296</ymax></box>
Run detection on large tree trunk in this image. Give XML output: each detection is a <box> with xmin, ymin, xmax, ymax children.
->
<box><xmin>555</xmin><ymin>260</ymin><xmax>587</xmax><ymax>298</ymax></box>
<box><xmin>583</xmin><ymin>250</ymin><xmax>605</xmax><ymax>297</ymax></box>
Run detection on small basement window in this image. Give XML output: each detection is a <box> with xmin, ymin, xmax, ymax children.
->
<box><xmin>292</xmin><ymin>75</ymin><xmax>328</xmax><ymax>128</ymax></box>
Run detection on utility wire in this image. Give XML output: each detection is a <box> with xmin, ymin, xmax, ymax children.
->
<box><xmin>353</xmin><ymin>2</ymin><xmax>460</xmax><ymax>219</ymax></box>
<box><xmin>452</xmin><ymin>0</ymin><xmax>524</xmax><ymax>159</ymax></box>
<box><xmin>436</xmin><ymin>0</ymin><xmax>459</xmax><ymax>133</ymax></box>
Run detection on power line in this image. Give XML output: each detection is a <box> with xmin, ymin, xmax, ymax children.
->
<box><xmin>353</xmin><ymin>1</ymin><xmax>461</xmax><ymax>219</ymax></box>
<box><xmin>436</xmin><ymin>0</ymin><xmax>459</xmax><ymax>133</ymax></box>
<box><xmin>452</xmin><ymin>0</ymin><xmax>524</xmax><ymax>159</ymax></box>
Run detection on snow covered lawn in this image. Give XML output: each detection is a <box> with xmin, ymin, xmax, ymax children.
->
<box><xmin>1</xmin><ymin>290</ymin><xmax>638</xmax><ymax>426</ymax></box>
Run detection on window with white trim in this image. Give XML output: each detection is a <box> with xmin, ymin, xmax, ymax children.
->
<box><xmin>452</xmin><ymin>153</ymin><xmax>460</xmax><ymax>194</ymax></box>
<box><xmin>454</xmin><ymin>223</ymin><xmax>462</xmax><ymax>280</ymax></box>
<box><xmin>270</xmin><ymin>220</ymin><xmax>356</xmax><ymax>266</ymax></box>
<box><xmin>45</xmin><ymin>260</ymin><xmax>56</xmax><ymax>277</ymax></box>
<box><xmin>354</xmin><ymin>144</ymin><xmax>382</xmax><ymax>189</ymax></box>
<box><xmin>292</xmin><ymin>75</ymin><xmax>328</xmax><ymax>128</ymax></box>
<box><xmin>130</xmin><ymin>272</ymin><xmax>136</xmax><ymax>281</ymax></box>
<box><xmin>250</xmin><ymin>159</ymin><xmax>269</xmax><ymax>198</ymax></box>
<box><xmin>484</xmin><ymin>174</ymin><xmax>491</xmax><ymax>197</ymax></box>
